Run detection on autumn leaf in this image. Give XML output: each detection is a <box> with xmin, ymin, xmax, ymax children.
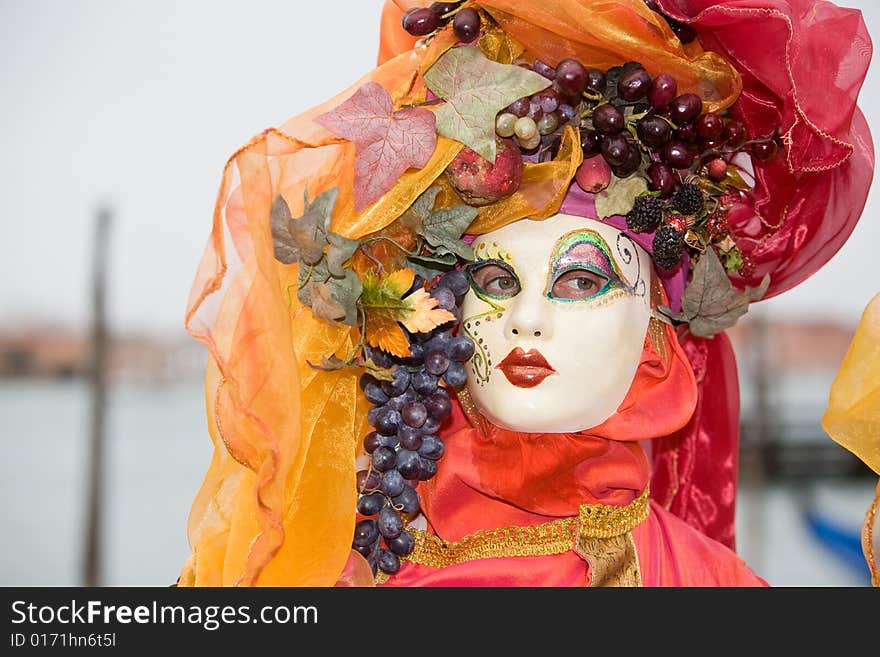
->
<box><xmin>298</xmin><ymin>263</ymin><xmax>362</xmax><ymax>327</ymax></box>
<box><xmin>424</xmin><ymin>45</ymin><xmax>551</xmax><ymax>161</ymax></box>
<box><xmin>277</xmin><ymin>188</ymin><xmax>362</xmax><ymax>326</ymax></box>
<box><xmin>271</xmin><ymin>194</ymin><xmax>326</xmax><ymax>265</ymax></box>
<box><xmin>307</xmin><ymin>354</ymin><xmax>348</xmax><ymax>372</ymax></box>
<box><xmin>401</xmin><ymin>287</ymin><xmax>455</xmax><ymax>333</ymax></box>
<box><xmin>360</xmin><ymin>269</ymin><xmax>455</xmax><ymax>357</ymax></box>
<box><xmin>305</xmin><ymin>354</ymin><xmax>395</xmax><ymax>382</ymax></box>
<box><xmin>306</xmin><ymin>281</ymin><xmax>346</xmax><ymax>325</ymax></box>
<box><xmin>594</xmin><ymin>175</ymin><xmax>649</xmax><ymax>219</ymax></box>
<box><xmin>363</xmin><ymin>358</ymin><xmax>396</xmax><ymax>382</ymax></box>
<box><xmin>662</xmin><ymin>249</ymin><xmax>770</xmax><ymax>338</ymax></box>
<box><xmin>315</xmin><ymin>82</ymin><xmax>437</xmax><ymax>213</ymax></box>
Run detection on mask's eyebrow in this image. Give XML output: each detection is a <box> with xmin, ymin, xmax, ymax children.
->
<box><xmin>548</xmin><ymin>230</ymin><xmax>634</xmax><ymax>291</ymax></box>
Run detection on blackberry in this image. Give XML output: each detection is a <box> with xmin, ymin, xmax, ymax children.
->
<box><xmin>626</xmin><ymin>195</ymin><xmax>664</xmax><ymax>233</ymax></box>
<box><xmin>652</xmin><ymin>225</ymin><xmax>686</xmax><ymax>271</ymax></box>
<box><xmin>672</xmin><ymin>182</ymin><xmax>704</xmax><ymax>216</ymax></box>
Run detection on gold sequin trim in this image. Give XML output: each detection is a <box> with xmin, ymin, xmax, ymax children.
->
<box><xmin>578</xmin><ymin>488</ymin><xmax>650</xmax><ymax>539</ymax></box>
<box><xmin>455</xmin><ymin>387</ymin><xmax>489</xmax><ymax>437</ymax></box>
<box><xmin>377</xmin><ymin>489</ymin><xmax>649</xmax><ymax>580</ymax></box>
<box><xmin>864</xmin><ymin>477</ymin><xmax>879</xmax><ymax>588</ymax></box>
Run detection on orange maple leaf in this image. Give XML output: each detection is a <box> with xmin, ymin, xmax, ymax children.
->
<box><xmin>360</xmin><ymin>269</ymin><xmax>455</xmax><ymax>358</ymax></box>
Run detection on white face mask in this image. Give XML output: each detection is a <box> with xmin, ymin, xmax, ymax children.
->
<box><xmin>462</xmin><ymin>213</ymin><xmax>653</xmax><ymax>433</ymax></box>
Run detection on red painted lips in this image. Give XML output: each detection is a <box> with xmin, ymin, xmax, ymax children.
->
<box><xmin>496</xmin><ymin>347</ymin><xmax>557</xmax><ymax>388</ymax></box>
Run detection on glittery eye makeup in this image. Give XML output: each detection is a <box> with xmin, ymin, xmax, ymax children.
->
<box><xmin>468</xmin><ymin>259</ymin><xmax>521</xmax><ymax>301</ymax></box>
<box><xmin>546</xmin><ymin>231</ymin><xmax>629</xmax><ymax>302</ymax></box>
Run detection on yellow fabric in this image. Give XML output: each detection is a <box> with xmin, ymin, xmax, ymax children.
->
<box><xmin>179</xmin><ymin>0</ymin><xmax>742</xmax><ymax>587</ymax></box>
<box><xmin>822</xmin><ymin>293</ymin><xmax>880</xmax><ymax>586</ymax></box>
<box><xmin>822</xmin><ymin>293</ymin><xmax>880</xmax><ymax>476</ymax></box>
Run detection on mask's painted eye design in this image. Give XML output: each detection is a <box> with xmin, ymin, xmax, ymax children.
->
<box><xmin>550</xmin><ymin>269</ymin><xmax>610</xmax><ymax>299</ymax></box>
<box><xmin>468</xmin><ymin>261</ymin><xmax>521</xmax><ymax>300</ymax></box>
<box><xmin>546</xmin><ymin>231</ymin><xmax>632</xmax><ymax>303</ymax></box>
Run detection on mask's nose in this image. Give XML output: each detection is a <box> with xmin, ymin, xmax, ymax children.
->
<box><xmin>504</xmin><ymin>289</ymin><xmax>552</xmax><ymax>340</ymax></box>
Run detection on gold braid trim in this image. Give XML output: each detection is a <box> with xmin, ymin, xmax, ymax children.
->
<box><xmin>375</xmin><ymin>489</ymin><xmax>649</xmax><ymax>583</ymax></box>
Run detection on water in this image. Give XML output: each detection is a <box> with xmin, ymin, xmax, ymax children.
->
<box><xmin>1</xmin><ymin>379</ymin><xmax>210</xmax><ymax>586</ymax></box>
<box><xmin>1</xmin><ymin>380</ymin><xmax>875</xmax><ymax>586</ymax></box>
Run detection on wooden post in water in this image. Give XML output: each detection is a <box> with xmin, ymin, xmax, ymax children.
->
<box><xmin>83</xmin><ymin>205</ymin><xmax>112</xmax><ymax>587</ymax></box>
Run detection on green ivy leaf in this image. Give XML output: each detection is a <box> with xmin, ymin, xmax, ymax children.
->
<box><xmin>326</xmin><ymin>269</ymin><xmax>362</xmax><ymax>327</ymax></box>
<box><xmin>410</xmin><ymin>186</ymin><xmax>442</xmax><ymax>222</ymax></box>
<box><xmin>306</xmin><ymin>187</ymin><xmax>339</xmax><ymax>234</ymax></box>
<box><xmin>284</xmin><ymin>188</ymin><xmax>363</xmax><ymax>326</ymax></box>
<box><xmin>418</xmin><ymin>205</ymin><xmax>477</xmax><ymax>261</ymax></box>
<box><xmin>662</xmin><ymin>249</ymin><xmax>770</xmax><ymax>338</ymax></box>
<box><xmin>424</xmin><ymin>45</ymin><xmax>551</xmax><ymax>161</ymax></box>
<box><xmin>326</xmin><ymin>232</ymin><xmax>360</xmax><ymax>278</ymax></box>
<box><xmin>407</xmin><ymin>251</ymin><xmax>458</xmax><ymax>281</ymax></box>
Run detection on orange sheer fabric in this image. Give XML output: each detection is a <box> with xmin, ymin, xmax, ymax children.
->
<box><xmin>381</xmin><ymin>0</ymin><xmax>741</xmax><ymax>112</ymax></box>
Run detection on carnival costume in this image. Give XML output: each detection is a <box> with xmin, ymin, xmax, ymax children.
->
<box><xmin>177</xmin><ymin>0</ymin><xmax>875</xmax><ymax>587</ymax></box>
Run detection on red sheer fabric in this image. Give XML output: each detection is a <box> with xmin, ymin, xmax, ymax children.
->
<box><xmin>651</xmin><ymin>332</ymin><xmax>742</xmax><ymax>549</ymax></box>
<box><xmin>657</xmin><ymin>0</ymin><xmax>874</xmax><ymax>297</ymax></box>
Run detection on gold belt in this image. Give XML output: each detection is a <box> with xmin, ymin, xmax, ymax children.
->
<box><xmin>376</xmin><ymin>487</ymin><xmax>649</xmax><ymax>582</ymax></box>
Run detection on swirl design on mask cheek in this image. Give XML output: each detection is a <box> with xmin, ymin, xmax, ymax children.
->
<box><xmin>462</xmin><ymin>246</ymin><xmax>513</xmax><ymax>386</ymax></box>
<box><xmin>545</xmin><ymin>230</ymin><xmax>642</xmax><ymax>306</ymax></box>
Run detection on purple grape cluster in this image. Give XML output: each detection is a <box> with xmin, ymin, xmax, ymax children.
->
<box><xmin>352</xmin><ymin>269</ymin><xmax>475</xmax><ymax>577</ymax></box>
<box><xmin>494</xmin><ymin>58</ymin><xmax>586</xmax><ymax>156</ymax></box>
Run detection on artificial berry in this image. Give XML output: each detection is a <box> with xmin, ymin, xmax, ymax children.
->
<box><xmin>723</xmin><ymin>120</ymin><xmax>748</xmax><ymax>148</ymax></box>
<box><xmin>752</xmin><ymin>140</ymin><xmax>779</xmax><ymax>161</ymax></box>
<box><xmin>533</xmin><ymin>59</ymin><xmax>556</xmax><ymax>79</ymax></box>
<box><xmin>585</xmin><ymin>68</ymin><xmax>607</xmax><ymax>95</ymax></box>
<box><xmin>402</xmin><ymin>8</ymin><xmax>440</xmax><ymax>36</ymax></box>
<box><xmin>581</xmin><ymin>129</ymin><xmax>602</xmax><ymax>157</ymax></box>
<box><xmin>592</xmin><ymin>104</ymin><xmax>625</xmax><ymax>134</ymax></box>
<box><xmin>696</xmin><ymin>112</ymin><xmax>724</xmax><ymax>139</ymax></box>
<box><xmin>674</xmin><ymin>122</ymin><xmax>698</xmax><ymax>144</ymax></box>
<box><xmin>662</xmin><ymin>140</ymin><xmax>696</xmax><ymax>169</ymax></box>
<box><xmin>601</xmin><ymin>134</ymin><xmax>630</xmax><ymax>167</ymax></box>
<box><xmin>647</xmin><ymin>162</ymin><xmax>675</xmax><ymax>197</ymax></box>
<box><xmin>618</xmin><ymin>67</ymin><xmax>653</xmax><ymax>101</ymax></box>
<box><xmin>453</xmin><ymin>7</ymin><xmax>481</xmax><ymax>42</ymax></box>
<box><xmin>669</xmin><ymin>93</ymin><xmax>703</xmax><ymax>125</ymax></box>
<box><xmin>636</xmin><ymin>115</ymin><xmax>672</xmax><ymax>148</ymax></box>
<box><xmin>555</xmin><ymin>59</ymin><xmax>588</xmax><ymax>95</ymax></box>
<box><xmin>648</xmin><ymin>73</ymin><xmax>678</xmax><ymax>109</ymax></box>
<box><xmin>613</xmin><ymin>143</ymin><xmax>642</xmax><ymax>178</ymax></box>
<box><xmin>707</xmin><ymin>158</ymin><xmax>728</xmax><ymax>182</ymax></box>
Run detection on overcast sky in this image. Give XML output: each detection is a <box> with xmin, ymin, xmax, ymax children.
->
<box><xmin>2</xmin><ymin>0</ymin><xmax>879</xmax><ymax>337</ymax></box>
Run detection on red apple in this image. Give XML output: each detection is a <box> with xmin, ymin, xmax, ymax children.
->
<box><xmin>575</xmin><ymin>155</ymin><xmax>612</xmax><ymax>193</ymax></box>
<box><xmin>445</xmin><ymin>138</ymin><xmax>524</xmax><ymax>206</ymax></box>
